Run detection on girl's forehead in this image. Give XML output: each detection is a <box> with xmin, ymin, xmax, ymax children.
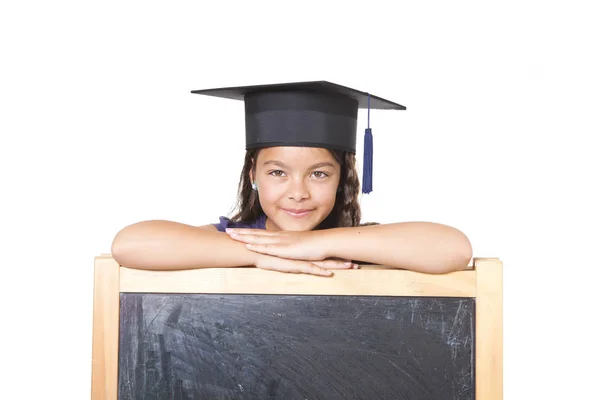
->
<box><xmin>257</xmin><ymin>146</ymin><xmax>337</xmax><ymax>164</ymax></box>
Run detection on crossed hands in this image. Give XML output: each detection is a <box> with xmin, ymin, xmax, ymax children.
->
<box><xmin>225</xmin><ymin>228</ymin><xmax>359</xmax><ymax>277</ymax></box>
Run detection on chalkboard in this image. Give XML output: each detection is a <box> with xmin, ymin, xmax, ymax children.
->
<box><xmin>118</xmin><ymin>293</ymin><xmax>475</xmax><ymax>400</ymax></box>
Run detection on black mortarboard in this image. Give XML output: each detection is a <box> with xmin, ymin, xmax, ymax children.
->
<box><xmin>191</xmin><ymin>81</ymin><xmax>405</xmax><ymax>193</ymax></box>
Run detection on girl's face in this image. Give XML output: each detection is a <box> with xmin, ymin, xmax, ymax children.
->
<box><xmin>252</xmin><ymin>146</ymin><xmax>341</xmax><ymax>231</ymax></box>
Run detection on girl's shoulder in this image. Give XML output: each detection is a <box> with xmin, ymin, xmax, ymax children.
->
<box><xmin>211</xmin><ymin>213</ymin><xmax>267</xmax><ymax>232</ymax></box>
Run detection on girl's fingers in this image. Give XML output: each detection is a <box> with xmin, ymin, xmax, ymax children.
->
<box><xmin>226</xmin><ymin>228</ymin><xmax>281</xmax><ymax>236</ymax></box>
<box><xmin>229</xmin><ymin>234</ymin><xmax>281</xmax><ymax>245</ymax></box>
<box><xmin>267</xmin><ymin>261</ymin><xmax>332</xmax><ymax>276</ymax></box>
<box><xmin>245</xmin><ymin>243</ymin><xmax>281</xmax><ymax>257</ymax></box>
<box><xmin>312</xmin><ymin>259</ymin><xmax>358</xmax><ymax>269</ymax></box>
<box><xmin>255</xmin><ymin>255</ymin><xmax>333</xmax><ymax>277</ymax></box>
<box><xmin>298</xmin><ymin>262</ymin><xmax>334</xmax><ymax>276</ymax></box>
<box><xmin>245</xmin><ymin>244</ymin><xmax>314</xmax><ymax>261</ymax></box>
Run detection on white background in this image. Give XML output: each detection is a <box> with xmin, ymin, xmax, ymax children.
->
<box><xmin>1</xmin><ymin>0</ymin><xmax>598</xmax><ymax>398</ymax></box>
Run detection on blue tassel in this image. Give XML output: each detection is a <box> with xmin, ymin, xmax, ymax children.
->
<box><xmin>362</xmin><ymin>94</ymin><xmax>373</xmax><ymax>194</ymax></box>
<box><xmin>362</xmin><ymin>127</ymin><xmax>373</xmax><ymax>193</ymax></box>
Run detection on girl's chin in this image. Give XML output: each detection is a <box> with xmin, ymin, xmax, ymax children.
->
<box><xmin>269</xmin><ymin>213</ymin><xmax>320</xmax><ymax>231</ymax></box>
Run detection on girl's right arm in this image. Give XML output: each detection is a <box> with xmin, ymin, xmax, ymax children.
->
<box><xmin>110</xmin><ymin>220</ymin><xmax>348</xmax><ymax>276</ymax></box>
<box><xmin>111</xmin><ymin>220</ymin><xmax>256</xmax><ymax>270</ymax></box>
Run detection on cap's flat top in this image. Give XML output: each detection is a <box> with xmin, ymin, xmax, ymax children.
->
<box><xmin>191</xmin><ymin>80</ymin><xmax>406</xmax><ymax>110</ymax></box>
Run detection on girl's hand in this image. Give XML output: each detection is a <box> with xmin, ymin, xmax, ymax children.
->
<box><xmin>254</xmin><ymin>253</ymin><xmax>358</xmax><ymax>277</ymax></box>
<box><xmin>226</xmin><ymin>228</ymin><xmax>329</xmax><ymax>261</ymax></box>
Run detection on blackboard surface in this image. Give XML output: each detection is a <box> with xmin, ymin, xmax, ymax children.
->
<box><xmin>118</xmin><ymin>293</ymin><xmax>475</xmax><ymax>400</ymax></box>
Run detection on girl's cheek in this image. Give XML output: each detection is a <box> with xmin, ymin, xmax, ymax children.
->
<box><xmin>257</xmin><ymin>186</ymin><xmax>280</xmax><ymax>202</ymax></box>
<box><xmin>313</xmin><ymin>185</ymin><xmax>338</xmax><ymax>199</ymax></box>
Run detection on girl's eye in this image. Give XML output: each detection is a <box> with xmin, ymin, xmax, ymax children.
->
<box><xmin>268</xmin><ymin>170</ymin><xmax>329</xmax><ymax>178</ymax></box>
<box><xmin>269</xmin><ymin>170</ymin><xmax>285</xmax><ymax>177</ymax></box>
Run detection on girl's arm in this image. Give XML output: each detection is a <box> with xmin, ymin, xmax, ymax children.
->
<box><xmin>111</xmin><ymin>220</ymin><xmax>260</xmax><ymax>270</ymax></box>
<box><xmin>110</xmin><ymin>220</ymin><xmax>353</xmax><ymax>276</ymax></box>
<box><xmin>321</xmin><ymin>222</ymin><xmax>473</xmax><ymax>274</ymax></box>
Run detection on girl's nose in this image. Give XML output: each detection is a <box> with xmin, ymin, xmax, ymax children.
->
<box><xmin>287</xmin><ymin>179</ymin><xmax>310</xmax><ymax>201</ymax></box>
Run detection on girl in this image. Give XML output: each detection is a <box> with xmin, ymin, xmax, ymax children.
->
<box><xmin>111</xmin><ymin>81</ymin><xmax>473</xmax><ymax>276</ymax></box>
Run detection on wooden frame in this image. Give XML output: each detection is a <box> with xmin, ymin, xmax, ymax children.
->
<box><xmin>91</xmin><ymin>256</ymin><xmax>502</xmax><ymax>399</ymax></box>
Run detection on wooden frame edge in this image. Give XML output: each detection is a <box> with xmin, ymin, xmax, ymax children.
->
<box><xmin>475</xmin><ymin>257</ymin><xmax>503</xmax><ymax>399</ymax></box>
<box><xmin>91</xmin><ymin>255</ymin><xmax>120</xmax><ymax>399</ymax></box>
<box><xmin>119</xmin><ymin>265</ymin><xmax>477</xmax><ymax>297</ymax></box>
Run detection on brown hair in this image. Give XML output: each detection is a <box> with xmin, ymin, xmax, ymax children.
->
<box><xmin>228</xmin><ymin>148</ymin><xmax>370</xmax><ymax>229</ymax></box>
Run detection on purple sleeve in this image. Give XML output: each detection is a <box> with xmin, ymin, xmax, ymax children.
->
<box><xmin>212</xmin><ymin>216</ymin><xmax>233</xmax><ymax>232</ymax></box>
<box><xmin>212</xmin><ymin>214</ymin><xmax>266</xmax><ymax>232</ymax></box>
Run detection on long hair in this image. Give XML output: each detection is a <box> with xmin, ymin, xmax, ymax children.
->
<box><xmin>229</xmin><ymin>148</ymin><xmax>364</xmax><ymax>229</ymax></box>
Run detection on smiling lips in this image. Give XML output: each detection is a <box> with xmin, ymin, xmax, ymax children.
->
<box><xmin>282</xmin><ymin>208</ymin><xmax>313</xmax><ymax>218</ymax></box>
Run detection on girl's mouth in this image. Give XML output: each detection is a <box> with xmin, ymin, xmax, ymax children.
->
<box><xmin>282</xmin><ymin>208</ymin><xmax>313</xmax><ymax>218</ymax></box>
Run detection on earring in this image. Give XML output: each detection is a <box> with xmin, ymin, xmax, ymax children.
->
<box><xmin>252</xmin><ymin>181</ymin><xmax>258</xmax><ymax>191</ymax></box>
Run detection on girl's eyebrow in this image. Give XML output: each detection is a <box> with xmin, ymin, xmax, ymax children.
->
<box><xmin>263</xmin><ymin>160</ymin><xmax>335</xmax><ymax>169</ymax></box>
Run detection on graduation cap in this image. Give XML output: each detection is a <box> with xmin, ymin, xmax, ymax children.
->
<box><xmin>191</xmin><ymin>81</ymin><xmax>405</xmax><ymax>193</ymax></box>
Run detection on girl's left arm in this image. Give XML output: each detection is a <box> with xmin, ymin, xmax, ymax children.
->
<box><xmin>320</xmin><ymin>222</ymin><xmax>473</xmax><ymax>274</ymax></box>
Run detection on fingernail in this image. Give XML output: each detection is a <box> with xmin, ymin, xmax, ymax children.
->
<box><xmin>344</xmin><ymin>261</ymin><xmax>352</xmax><ymax>266</ymax></box>
<box><xmin>225</xmin><ymin>228</ymin><xmax>232</xmax><ymax>233</ymax></box>
<box><xmin>352</xmin><ymin>264</ymin><xmax>360</xmax><ymax>269</ymax></box>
